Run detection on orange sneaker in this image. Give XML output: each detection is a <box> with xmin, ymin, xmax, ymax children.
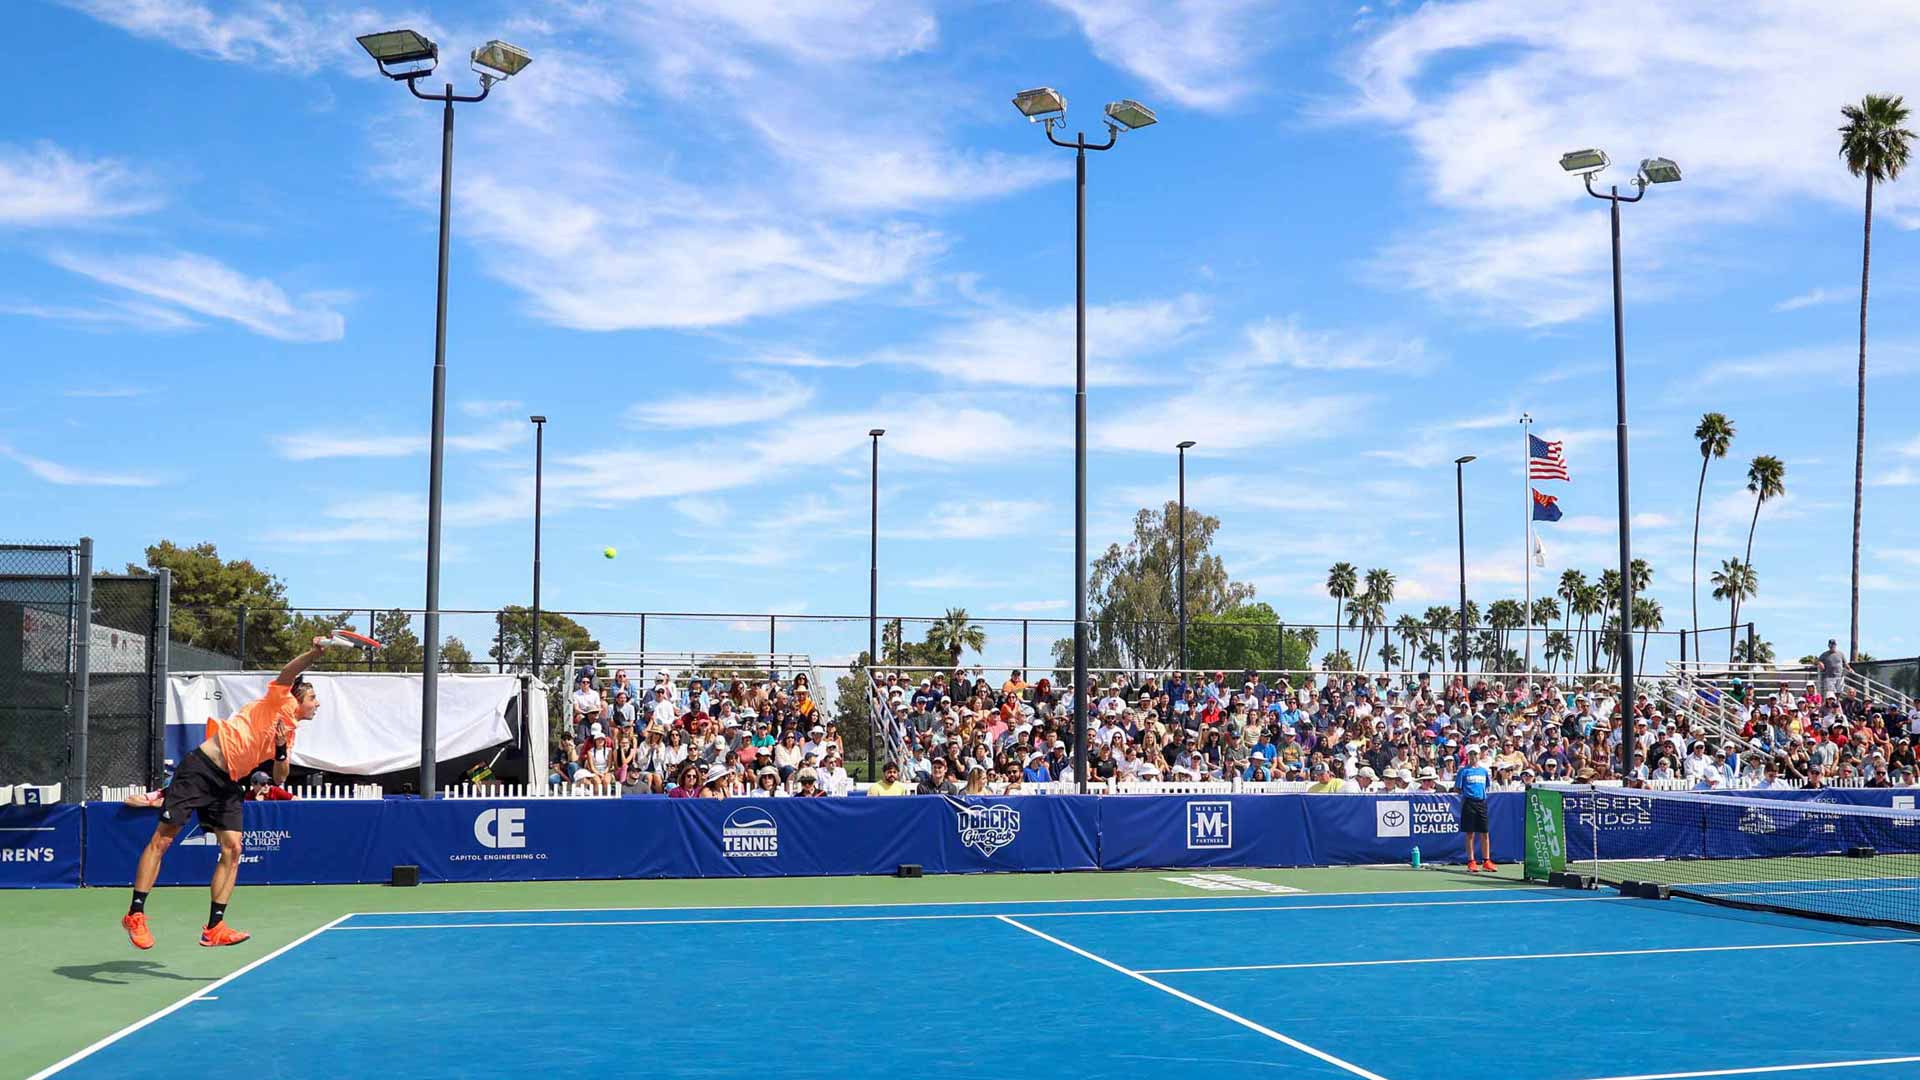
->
<box><xmin>122</xmin><ymin>912</ymin><xmax>154</xmax><ymax>950</ymax></box>
<box><xmin>1481</xmin><ymin>860</ymin><xmax>1500</xmax><ymax>872</ymax></box>
<box><xmin>1466</xmin><ymin>861</ymin><xmax>1483</xmax><ymax>872</ymax></box>
<box><xmin>199</xmin><ymin>922</ymin><xmax>251</xmax><ymax>947</ymax></box>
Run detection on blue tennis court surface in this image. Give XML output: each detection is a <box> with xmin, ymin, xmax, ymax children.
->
<box><xmin>43</xmin><ymin>887</ymin><xmax>1920</xmax><ymax>1080</ymax></box>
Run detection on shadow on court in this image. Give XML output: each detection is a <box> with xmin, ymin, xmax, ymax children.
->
<box><xmin>53</xmin><ymin>960</ymin><xmax>213</xmax><ymax>985</ymax></box>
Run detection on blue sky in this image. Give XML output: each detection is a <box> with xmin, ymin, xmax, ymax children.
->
<box><xmin>6</xmin><ymin>0</ymin><xmax>1920</xmax><ymax>668</ymax></box>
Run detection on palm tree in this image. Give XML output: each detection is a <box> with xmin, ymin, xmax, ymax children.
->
<box><xmin>1530</xmin><ymin>597</ymin><xmax>1561</xmax><ymax>673</ymax></box>
<box><xmin>1710</xmin><ymin>559</ymin><xmax>1759</xmax><ymax>664</ymax></box>
<box><xmin>1393</xmin><ymin>613</ymin><xmax>1426</xmax><ymax>674</ymax></box>
<box><xmin>1557</xmin><ymin>569</ymin><xmax>1586</xmax><ymax>642</ymax></box>
<box><xmin>1634</xmin><ymin>596</ymin><xmax>1664</xmax><ymax>670</ymax></box>
<box><xmin>1377</xmin><ymin>641</ymin><xmax>1402</xmax><ymax>670</ymax></box>
<box><xmin>1630</xmin><ymin>558</ymin><xmax>1653</xmax><ymax>598</ymax></box>
<box><xmin>1348</xmin><ymin>593</ymin><xmax>1384</xmax><ymax>668</ymax></box>
<box><xmin>1573</xmin><ymin>583</ymin><xmax>1604</xmax><ymax>672</ymax></box>
<box><xmin>1742</xmin><ymin>454</ymin><xmax>1787</xmax><ymax>577</ymax></box>
<box><xmin>1418</xmin><ymin>637</ymin><xmax>1446</xmax><ymax>671</ymax></box>
<box><xmin>1691</xmin><ymin>412</ymin><xmax>1736</xmax><ymax>636</ymax></box>
<box><xmin>1326</xmin><ymin>562</ymin><xmax>1358</xmax><ymax>660</ymax></box>
<box><xmin>1841</xmin><ymin>94</ymin><xmax>1913</xmax><ymax>662</ymax></box>
<box><xmin>1596</xmin><ymin>568</ymin><xmax>1623</xmax><ymax>652</ymax></box>
<box><xmin>1545</xmin><ymin>631</ymin><xmax>1575</xmax><ymax>674</ymax></box>
<box><xmin>926</xmin><ymin>608</ymin><xmax>987</xmax><ymax>667</ymax></box>
<box><xmin>1359</xmin><ymin>567</ymin><xmax>1395</xmax><ymax>664</ymax></box>
<box><xmin>1487</xmin><ymin>599</ymin><xmax>1526</xmax><ymax>660</ymax></box>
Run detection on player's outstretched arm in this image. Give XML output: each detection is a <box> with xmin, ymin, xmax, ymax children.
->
<box><xmin>273</xmin><ymin>636</ymin><xmax>332</xmax><ymax>687</ymax></box>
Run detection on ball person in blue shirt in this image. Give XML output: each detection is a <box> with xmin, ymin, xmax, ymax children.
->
<box><xmin>1457</xmin><ymin>748</ymin><xmax>1497</xmax><ymax>872</ymax></box>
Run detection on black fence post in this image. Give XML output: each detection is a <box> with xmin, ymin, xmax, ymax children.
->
<box><xmin>236</xmin><ymin>606</ymin><xmax>248</xmax><ymax>670</ymax></box>
<box><xmin>496</xmin><ymin>610</ymin><xmax>505</xmax><ymax>673</ymax></box>
<box><xmin>639</xmin><ymin>613</ymin><xmax>647</xmax><ymax>655</ymax></box>
<box><xmin>1680</xmin><ymin>629</ymin><xmax>1688</xmax><ymax>664</ymax></box>
<box><xmin>768</xmin><ymin>615</ymin><xmax>777</xmax><ymax>679</ymax></box>
<box><xmin>1277</xmin><ymin>622</ymin><xmax>1286</xmax><ymax>670</ymax></box>
<box><xmin>1747</xmin><ymin>622</ymin><xmax>1756</xmax><ymax>664</ymax></box>
<box><xmin>152</xmin><ymin>568</ymin><xmax>171</xmax><ymax>789</ymax></box>
<box><xmin>367</xmin><ymin>609</ymin><xmax>377</xmax><ymax>671</ymax></box>
<box><xmin>1022</xmin><ymin>620</ymin><xmax>1029</xmax><ymax>670</ymax></box>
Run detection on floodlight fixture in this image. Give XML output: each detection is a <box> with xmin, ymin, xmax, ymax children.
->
<box><xmin>357</xmin><ymin>29</ymin><xmax>438</xmax><ymax>77</ymax></box>
<box><xmin>1012</xmin><ymin>87</ymin><xmax>1067</xmax><ymax>121</ymax></box>
<box><xmin>1558</xmin><ymin>148</ymin><xmax>1610</xmax><ymax>177</ymax></box>
<box><xmin>1176</xmin><ymin>440</ymin><xmax>1196</xmax><ymax>449</ymax></box>
<box><xmin>1639</xmin><ymin>157</ymin><xmax>1682</xmax><ymax>184</ymax></box>
<box><xmin>530</xmin><ymin>415</ymin><xmax>546</xmax><ymax>424</ymax></box>
<box><xmin>472</xmin><ymin>39</ymin><xmax>532</xmax><ymax>82</ymax></box>
<box><xmin>869</xmin><ymin>428</ymin><xmax>886</xmax><ymax>438</ymax></box>
<box><xmin>1455</xmin><ymin>455</ymin><xmax>1477</xmax><ymax>465</ymax></box>
<box><xmin>1105</xmin><ymin>99</ymin><xmax>1157</xmax><ymax>131</ymax></box>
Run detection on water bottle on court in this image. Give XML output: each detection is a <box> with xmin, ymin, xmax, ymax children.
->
<box><xmin>1410</xmin><ymin>845</ymin><xmax>1421</xmax><ymax>870</ymax></box>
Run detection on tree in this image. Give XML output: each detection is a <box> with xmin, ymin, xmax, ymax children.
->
<box><xmin>1840</xmin><ymin>94</ymin><xmax>1913</xmax><ymax>661</ymax></box>
<box><xmin>926</xmin><ymin>608</ymin><xmax>987</xmax><ymax>667</ymax></box>
<box><xmin>127</xmin><ymin>541</ymin><xmax>295</xmax><ymax>666</ymax></box>
<box><xmin>1357</xmin><ymin>568</ymin><xmax>1395</xmax><ymax>665</ymax></box>
<box><xmin>1634</xmin><ymin>596</ymin><xmax>1664</xmax><ymax>670</ymax></box>
<box><xmin>1736</xmin><ymin>638</ymin><xmax>1777</xmax><ymax>666</ymax></box>
<box><xmin>1690</xmin><ymin>412</ymin><xmax>1736</xmax><ymax>637</ymax></box>
<box><xmin>1487</xmin><ymin>599</ymin><xmax>1526</xmax><ymax>661</ymax></box>
<box><xmin>1557</xmin><ymin>569</ymin><xmax>1586</xmax><ymax>643</ymax></box>
<box><xmin>1393</xmin><ymin>613</ymin><xmax>1428</xmax><ymax>674</ymax></box>
<box><xmin>1572</xmin><ymin>583</ymin><xmax>1604</xmax><ymax>672</ymax></box>
<box><xmin>1085</xmin><ymin>502</ymin><xmax>1254</xmax><ymax>672</ymax></box>
<box><xmin>490</xmin><ymin>605</ymin><xmax>602</xmax><ymax>687</ymax></box>
<box><xmin>1545</xmin><ymin>631</ymin><xmax>1575</xmax><ymax>674</ymax></box>
<box><xmin>1188</xmin><ymin>601</ymin><xmax>1309</xmax><ymax>674</ymax></box>
<box><xmin>1743</xmin><ymin>454</ymin><xmax>1787</xmax><ymax>586</ymax></box>
<box><xmin>1325</xmin><ymin>563</ymin><xmax>1358</xmax><ymax>662</ymax></box>
<box><xmin>1710</xmin><ymin>559</ymin><xmax>1759</xmax><ymax>663</ymax></box>
<box><xmin>440</xmin><ymin>636</ymin><xmax>476</xmax><ymax>672</ymax></box>
<box><xmin>1321</xmin><ymin>648</ymin><xmax>1355</xmax><ymax>672</ymax></box>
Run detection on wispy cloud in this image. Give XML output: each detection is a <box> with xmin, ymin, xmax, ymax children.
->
<box><xmin>629</xmin><ymin>372</ymin><xmax>815</xmax><ymax>430</ymax></box>
<box><xmin>48</xmin><ymin>250</ymin><xmax>346</xmax><ymax>343</ymax></box>
<box><xmin>61</xmin><ymin>0</ymin><xmax>394</xmax><ymax>73</ymax></box>
<box><xmin>0</xmin><ymin>142</ymin><xmax>159</xmax><ymax>227</ymax></box>
<box><xmin>1044</xmin><ymin>0</ymin><xmax>1282</xmax><ymax>110</ymax></box>
<box><xmin>1234</xmin><ymin>316</ymin><xmax>1438</xmax><ymax>373</ymax></box>
<box><xmin>907</xmin><ymin>499</ymin><xmax>1049</xmax><ymax>541</ymax></box>
<box><xmin>61</xmin><ymin>387</ymin><xmax>151</xmax><ymax>398</ymax></box>
<box><xmin>2</xmin><ymin>299</ymin><xmax>200</xmax><ymax>333</ymax></box>
<box><xmin>274</xmin><ymin>421</ymin><xmax>522</xmax><ymax>461</ymax></box>
<box><xmin>1774</xmin><ymin>287</ymin><xmax>1843</xmax><ymax>312</ymax></box>
<box><xmin>868</xmin><ymin>295</ymin><xmax>1209</xmax><ymax>388</ymax></box>
<box><xmin>0</xmin><ymin>444</ymin><xmax>163</xmax><ymax>487</ymax></box>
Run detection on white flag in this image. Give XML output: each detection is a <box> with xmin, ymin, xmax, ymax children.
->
<box><xmin>1532</xmin><ymin>531</ymin><xmax>1547</xmax><ymax>568</ymax></box>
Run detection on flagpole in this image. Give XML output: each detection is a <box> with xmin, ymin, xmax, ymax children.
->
<box><xmin>1521</xmin><ymin>413</ymin><xmax>1533</xmax><ymax>679</ymax></box>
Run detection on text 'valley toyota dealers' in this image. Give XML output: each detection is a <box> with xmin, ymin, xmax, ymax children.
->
<box><xmin>1374</xmin><ymin>799</ymin><xmax>1459</xmax><ymax>837</ymax></box>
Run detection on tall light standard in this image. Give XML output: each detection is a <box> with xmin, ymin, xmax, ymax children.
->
<box><xmin>357</xmin><ymin>29</ymin><xmax>532</xmax><ymax>798</ymax></box>
<box><xmin>868</xmin><ymin>427</ymin><xmax>885</xmax><ymax>771</ymax></box>
<box><xmin>529</xmin><ymin>415</ymin><xmax>546</xmax><ymax>686</ymax></box>
<box><xmin>1013</xmin><ymin>88</ymin><xmax>1158</xmax><ymax>794</ymax></box>
<box><xmin>1455</xmin><ymin>455</ymin><xmax>1476</xmax><ymax>674</ymax></box>
<box><xmin>1560</xmin><ymin>148</ymin><xmax>1681</xmax><ymax>767</ymax></box>
<box><xmin>1176</xmin><ymin>440</ymin><xmax>1196</xmax><ymax>673</ymax></box>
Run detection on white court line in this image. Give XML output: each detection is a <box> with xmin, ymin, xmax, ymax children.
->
<box><xmin>1138</xmin><ymin>936</ymin><xmax>1919</xmax><ymax>975</ymax></box>
<box><xmin>337</xmin><ymin>894</ymin><xmax>1627</xmax><ymax>932</ymax></box>
<box><xmin>26</xmin><ymin>914</ymin><xmax>351</xmax><ymax>1080</ymax></box>
<box><xmin>347</xmin><ymin>884</ymin><xmax>1560</xmax><ymax>918</ymax></box>
<box><xmin>0</xmin><ymin>826</ymin><xmax>55</xmax><ymax>831</ymax></box>
<box><xmin>1573</xmin><ymin>1055</ymin><xmax>1920</xmax><ymax>1080</ymax></box>
<box><xmin>995</xmin><ymin>915</ymin><xmax>1391</xmax><ymax>1080</ymax></box>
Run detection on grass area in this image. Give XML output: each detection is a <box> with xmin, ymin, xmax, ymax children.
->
<box><xmin>3</xmin><ymin>864</ymin><xmax>1524</xmax><ymax>1076</ymax></box>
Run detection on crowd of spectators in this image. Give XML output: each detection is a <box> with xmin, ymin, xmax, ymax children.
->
<box><xmin>551</xmin><ymin>667</ymin><xmax>853</xmax><ymax>796</ymax></box>
<box><xmin>871</xmin><ymin>654</ymin><xmax>1920</xmax><ymax>795</ymax></box>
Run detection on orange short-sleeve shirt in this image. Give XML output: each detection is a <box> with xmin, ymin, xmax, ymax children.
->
<box><xmin>205</xmin><ymin>682</ymin><xmax>301</xmax><ymax>782</ymax></box>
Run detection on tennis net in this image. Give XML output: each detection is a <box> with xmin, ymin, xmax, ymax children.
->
<box><xmin>1527</xmin><ymin>784</ymin><xmax>1920</xmax><ymax>932</ymax></box>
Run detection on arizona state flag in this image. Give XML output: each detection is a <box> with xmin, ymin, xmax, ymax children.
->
<box><xmin>1531</xmin><ymin>488</ymin><xmax>1563</xmax><ymax>523</ymax></box>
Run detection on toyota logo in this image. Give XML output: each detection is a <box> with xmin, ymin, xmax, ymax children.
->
<box><xmin>1381</xmin><ymin>809</ymin><xmax>1407</xmax><ymax>828</ymax></box>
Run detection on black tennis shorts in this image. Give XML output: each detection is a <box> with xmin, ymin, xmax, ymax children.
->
<box><xmin>1461</xmin><ymin>796</ymin><xmax>1490</xmax><ymax>834</ymax></box>
<box><xmin>161</xmin><ymin>747</ymin><xmax>246</xmax><ymax>833</ymax></box>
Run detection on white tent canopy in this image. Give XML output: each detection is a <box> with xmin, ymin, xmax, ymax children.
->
<box><xmin>166</xmin><ymin>672</ymin><xmax>548</xmax><ymax>778</ymax></box>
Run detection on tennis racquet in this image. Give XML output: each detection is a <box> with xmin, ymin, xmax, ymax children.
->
<box><xmin>326</xmin><ymin>629</ymin><xmax>384</xmax><ymax>650</ymax></box>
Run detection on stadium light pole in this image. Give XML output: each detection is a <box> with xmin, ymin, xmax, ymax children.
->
<box><xmin>1177</xmin><ymin>440</ymin><xmax>1195</xmax><ymax>673</ymax></box>
<box><xmin>1455</xmin><ymin>456</ymin><xmax>1476</xmax><ymax>675</ymax></box>
<box><xmin>529</xmin><ymin>416</ymin><xmax>546</xmax><ymax>688</ymax></box>
<box><xmin>357</xmin><ymin>29</ymin><xmax>531</xmax><ymax>798</ymax></box>
<box><xmin>868</xmin><ymin>428</ymin><xmax>884</xmax><ymax>772</ymax></box>
<box><xmin>1561</xmin><ymin>148</ymin><xmax>1681</xmax><ymax>772</ymax></box>
<box><xmin>1013</xmin><ymin>88</ymin><xmax>1157</xmax><ymax>794</ymax></box>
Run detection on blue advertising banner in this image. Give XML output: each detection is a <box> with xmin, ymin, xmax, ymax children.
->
<box><xmin>0</xmin><ymin>804</ymin><xmax>82</xmax><ymax>888</ymax></box>
<box><xmin>66</xmin><ymin>786</ymin><xmax>1920</xmax><ymax>888</ymax></box>
<box><xmin>1097</xmin><ymin>795</ymin><xmax>1315</xmax><ymax>869</ymax></box>
<box><xmin>1302</xmin><ymin>793</ymin><xmax>1525</xmax><ymax>866</ymax></box>
<box><xmin>85</xmin><ymin>800</ymin><xmax>388</xmax><ymax>887</ymax></box>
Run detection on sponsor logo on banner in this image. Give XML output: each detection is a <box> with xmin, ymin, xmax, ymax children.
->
<box><xmin>955</xmin><ymin>803</ymin><xmax>1021</xmax><ymax>857</ymax></box>
<box><xmin>722</xmin><ymin>807</ymin><xmax>779</xmax><ymax>858</ymax></box>
<box><xmin>1186</xmin><ymin>800</ymin><xmax>1232</xmax><ymax>849</ymax></box>
<box><xmin>1</xmin><ymin>845</ymin><xmax>58</xmax><ymax>862</ymax></box>
<box><xmin>452</xmin><ymin>808</ymin><xmax>547</xmax><ymax>864</ymax></box>
<box><xmin>1894</xmin><ymin>796</ymin><xmax>1915</xmax><ymax>812</ymax></box>
<box><xmin>1738</xmin><ymin>806</ymin><xmax>1781</xmax><ymax>835</ymax></box>
<box><xmin>178</xmin><ymin>826</ymin><xmax>293</xmax><ymax>865</ymax></box>
<box><xmin>474</xmin><ymin>808</ymin><xmax>527</xmax><ymax>849</ymax></box>
<box><xmin>1375</xmin><ymin>800</ymin><xmax>1411</xmax><ymax>837</ymax></box>
<box><xmin>1566</xmin><ymin>792</ymin><xmax>1655</xmax><ymax>831</ymax></box>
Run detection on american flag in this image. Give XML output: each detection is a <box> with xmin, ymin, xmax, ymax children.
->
<box><xmin>1528</xmin><ymin>434</ymin><xmax>1569</xmax><ymax>481</ymax></box>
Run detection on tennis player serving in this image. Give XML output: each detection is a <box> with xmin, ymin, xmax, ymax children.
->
<box><xmin>122</xmin><ymin>637</ymin><xmax>335</xmax><ymax>949</ymax></box>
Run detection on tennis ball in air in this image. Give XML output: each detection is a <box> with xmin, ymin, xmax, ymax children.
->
<box><xmin>603</xmin><ymin>547</ymin><xmax>617</xmax><ymax>559</ymax></box>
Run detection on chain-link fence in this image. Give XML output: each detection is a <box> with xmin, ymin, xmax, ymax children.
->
<box><xmin>88</xmin><ymin>573</ymin><xmax>164</xmax><ymax>798</ymax></box>
<box><xmin>0</xmin><ymin>542</ymin><xmax>80</xmax><ymax>796</ymax></box>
